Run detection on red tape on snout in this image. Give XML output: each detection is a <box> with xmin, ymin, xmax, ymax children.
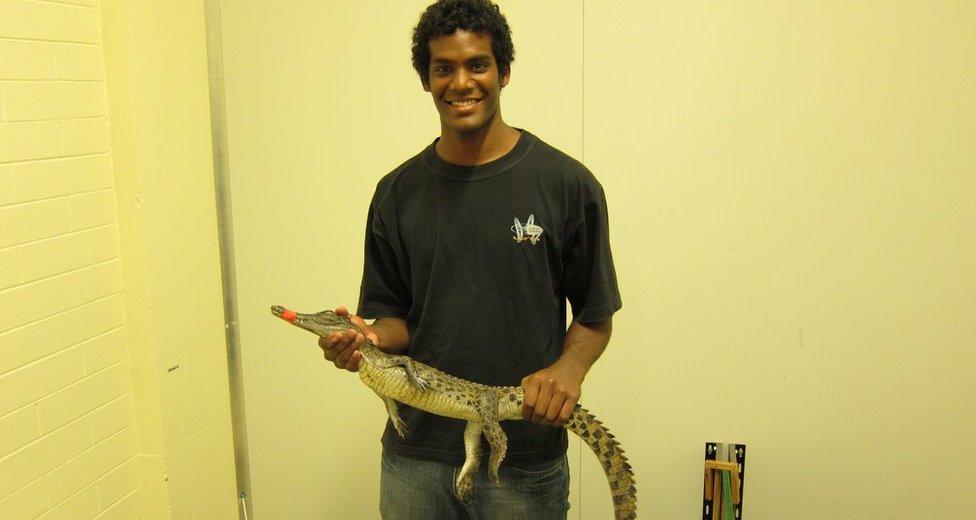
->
<box><xmin>281</xmin><ymin>309</ymin><xmax>297</xmax><ymax>322</ymax></box>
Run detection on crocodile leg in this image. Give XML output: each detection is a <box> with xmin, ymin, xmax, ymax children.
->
<box><xmin>455</xmin><ymin>421</ymin><xmax>483</xmax><ymax>501</ymax></box>
<box><xmin>371</xmin><ymin>355</ymin><xmax>431</xmax><ymax>391</ymax></box>
<box><xmin>378</xmin><ymin>395</ymin><xmax>408</xmax><ymax>438</ymax></box>
<box><xmin>476</xmin><ymin>391</ymin><xmax>507</xmax><ymax>485</ymax></box>
<box><xmin>483</xmin><ymin>421</ymin><xmax>507</xmax><ymax>484</ymax></box>
<box><xmin>457</xmin><ymin>391</ymin><xmax>507</xmax><ymax>499</ymax></box>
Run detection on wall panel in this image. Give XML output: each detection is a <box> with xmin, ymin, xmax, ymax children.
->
<box><xmin>583</xmin><ymin>1</ymin><xmax>975</xmax><ymax>518</ymax></box>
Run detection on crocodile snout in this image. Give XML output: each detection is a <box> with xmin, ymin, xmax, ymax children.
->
<box><xmin>270</xmin><ymin>305</ymin><xmax>297</xmax><ymax>322</ymax></box>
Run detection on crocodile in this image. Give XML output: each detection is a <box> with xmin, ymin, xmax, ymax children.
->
<box><xmin>271</xmin><ymin>305</ymin><xmax>637</xmax><ymax>519</ymax></box>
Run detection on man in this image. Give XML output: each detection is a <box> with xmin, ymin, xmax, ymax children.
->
<box><xmin>318</xmin><ymin>1</ymin><xmax>621</xmax><ymax>518</ymax></box>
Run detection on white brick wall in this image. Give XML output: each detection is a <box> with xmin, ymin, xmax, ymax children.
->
<box><xmin>0</xmin><ymin>0</ymin><xmax>141</xmax><ymax>518</ymax></box>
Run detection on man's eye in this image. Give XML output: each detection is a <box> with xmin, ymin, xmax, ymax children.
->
<box><xmin>472</xmin><ymin>63</ymin><xmax>489</xmax><ymax>72</ymax></box>
<box><xmin>433</xmin><ymin>66</ymin><xmax>451</xmax><ymax>75</ymax></box>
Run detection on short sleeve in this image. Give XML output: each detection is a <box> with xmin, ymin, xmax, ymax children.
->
<box><xmin>357</xmin><ymin>199</ymin><xmax>410</xmax><ymax>320</ymax></box>
<box><xmin>563</xmin><ymin>176</ymin><xmax>622</xmax><ymax>323</ymax></box>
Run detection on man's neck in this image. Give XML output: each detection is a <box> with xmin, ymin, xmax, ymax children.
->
<box><xmin>435</xmin><ymin>119</ymin><xmax>521</xmax><ymax>166</ymax></box>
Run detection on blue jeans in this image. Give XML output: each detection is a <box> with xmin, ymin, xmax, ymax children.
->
<box><xmin>379</xmin><ymin>448</ymin><xmax>570</xmax><ymax>519</ymax></box>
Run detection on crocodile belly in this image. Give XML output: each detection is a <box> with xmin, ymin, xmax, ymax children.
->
<box><xmin>360</xmin><ymin>365</ymin><xmax>478</xmax><ymax>421</ymax></box>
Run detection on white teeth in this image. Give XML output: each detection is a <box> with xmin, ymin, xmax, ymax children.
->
<box><xmin>450</xmin><ymin>99</ymin><xmax>480</xmax><ymax>107</ymax></box>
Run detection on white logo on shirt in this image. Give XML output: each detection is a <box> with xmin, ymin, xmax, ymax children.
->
<box><xmin>511</xmin><ymin>214</ymin><xmax>544</xmax><ymax>245</ymax></box>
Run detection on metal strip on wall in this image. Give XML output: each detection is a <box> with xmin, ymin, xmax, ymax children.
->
<box><xmin>203</xmin><ymin>1</ymin><xmax>253</xmax><ymax>518</ymax></box>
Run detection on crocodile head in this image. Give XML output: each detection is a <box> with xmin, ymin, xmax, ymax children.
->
<box><xmin>270</xmin><ymin>305</ymin><xmax>356</xmax><ymax>337</ymax></box>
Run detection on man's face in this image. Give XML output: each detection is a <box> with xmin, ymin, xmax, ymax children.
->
<box><xmin>425</xmin><ymin>30</ymin><xmax>510</xmax><ymax>136</ymax></box>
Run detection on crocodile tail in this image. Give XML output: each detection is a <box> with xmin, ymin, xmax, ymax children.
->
<box><xmin>565</xmin><ymin>405</ymin><xmax>637</xmax><ymax>520</ymax></box>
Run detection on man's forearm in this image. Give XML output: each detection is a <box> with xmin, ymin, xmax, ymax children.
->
<box><xmin>556</xmin><ymin>318</ymin><xmax>612</xmax><ymax>378</ymax></box>
<box><xmin>369</xmin><ymin>317</ymin><xmax>410</xmax><ymax>354</ymax></box>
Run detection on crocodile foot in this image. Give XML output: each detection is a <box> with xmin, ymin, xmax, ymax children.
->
<box><xmin>390</xmin><ymin>412</ymin><xmax>408</xmax><ymax>438</ymax></box>
<box><xmin>403</xmin><ymin>361</ymin><xmax>431</xmax><ymax>391</ymax></box>
<box><xmin>381</xmin><ymin>396</ymin><xmax>409</xmax><ymax>439</ymax></box>
<box><xmin>455</xmin><ymin>471</ymin><xmax>475</xmax><ymax>502</ymax></box>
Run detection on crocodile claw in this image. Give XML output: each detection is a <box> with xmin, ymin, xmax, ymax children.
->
<box><xmin>403</xmin><ymin>361</ymin><xmax>431</xmax><ymax>392</ymax></box>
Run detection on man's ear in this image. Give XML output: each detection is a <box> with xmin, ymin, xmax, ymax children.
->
<box><xmin>500</xmin><ymin>66</ymin><xmax>511</xmax><ymax>88</ymax></box>
<box><xmin>422</xmin><ymin>78</ymin><xmax>431</xmax><ymax>92</ymax></box>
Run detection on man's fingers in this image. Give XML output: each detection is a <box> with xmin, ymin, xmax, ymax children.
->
<box><xmin>318</xmin><ymin>333</ymin><xmax>338</xmax><ymax>351</ymax></box>
<box><xmin>320</xmin><ymin>330</ymin><xmax>353</xmax><ymax>359</ymax></box>
<box><xmin>313</xmin><ymin>308</ymin><xmax>366</xmax><ymax>373</ymax></box>
<box><xmin>522</xmin><ymin>379</ymin><xmax>540</xmax><ymax>421</ymax></box>
<box><xmin>336</xmin><ymin>332</ymin><xmax>369</xmax><ymax>367</ymax></box>
<box><xmin>555</xmin><ymin>400</ymin><xmax>576</xmax><ymax>427</ymax></box>
<box><xmin>347</xmin><ymin>350</ymin><xmax>362</xmax><ymax>372</ymax></box>
<box><xmin>349</xmin><ymin>314</ymin><xmax>367</xmax><ymax>328</ymax></box>
<box><xmin>332</xmin><ymin>344</ymin><xmax>350</xmax><ymax>367</ymax></box>
<box><xmin>532</xmin><ymin>385</ymin><xmax>552</xmax><ymax>423</ymax></box>
<box><xmin>333</xmin><ymin>341</ymin><xmax>359</xmax><ymax>369</ymax></box>
<box><xmin>545</xmin><ymin>394</ymin><xmax>564</xmax><ymax>424</ymax></box>
<box><xmin>319</xmin><ymin>332</ymin><xmax>341</xmax><ymax>361</ymax></box>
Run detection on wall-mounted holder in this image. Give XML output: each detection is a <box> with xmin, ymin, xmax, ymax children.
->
<box><xmin>703</xmin><ymin>442</ymin><xmax>746</xmax><ymax>520</ymax></box>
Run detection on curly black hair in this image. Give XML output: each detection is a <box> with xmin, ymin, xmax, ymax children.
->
<box><xmin>411</xmin><ymin>0</ymin><xmax>515</xmax><ymax>87</ymax></box>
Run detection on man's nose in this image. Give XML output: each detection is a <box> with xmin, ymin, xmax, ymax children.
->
<box><xmin>449</xmin><ymin>69</ymin><xmax>474</xmax><ymax>90</ymax></box>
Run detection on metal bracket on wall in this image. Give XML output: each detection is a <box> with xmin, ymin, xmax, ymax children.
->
<box><xmin>703</xmin><ymin>442</ymin><xmax>746</xmax><ymax>520</ymax></box>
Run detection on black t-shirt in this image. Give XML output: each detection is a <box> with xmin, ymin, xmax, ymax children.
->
<box><xmin>357</xmin><ymin>130</ymin><xmax>622</xmax><ymax>466</ymax></box>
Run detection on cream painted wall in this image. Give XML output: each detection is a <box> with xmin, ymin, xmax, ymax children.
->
<box><xmin>223</xmin><ymin>1</ymin><xmax>975</xmax><ymax>519</ymax></box>
<box><xmin>581</xmin><ymin>1</ymin><xmax>975</xmax><ymax>519</ymax></box>
<box><xmin>100</xmin><ymin>0</ymin><xmax>239</xmax><ymax>518</ymax></box>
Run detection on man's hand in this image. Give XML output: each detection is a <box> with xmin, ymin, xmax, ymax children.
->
<box><xmin>521</xmin><ymin>318</ymin><xmax>613</xmax><ymax>427</ymax></box>
<box><xmin>521</xmin><ymin>360</ymin><xmax>585</xmax><ymax>427</ymax></box>
<box><xmin>317</xmin><ymin>306</ymin><xmax>379</xmax><ymax>372</ymax></box>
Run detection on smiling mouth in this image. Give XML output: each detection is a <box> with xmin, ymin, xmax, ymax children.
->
<box><xmin>447</xmin><ymin>99</ymin><xmax>482</xmax><ymax>107</ymax></box>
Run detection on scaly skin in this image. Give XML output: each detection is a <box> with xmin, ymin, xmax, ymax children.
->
<box><xmin>271</xmin><ymin>306</ymin><xmax>637</xmax><ymax>519</ymax></box>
